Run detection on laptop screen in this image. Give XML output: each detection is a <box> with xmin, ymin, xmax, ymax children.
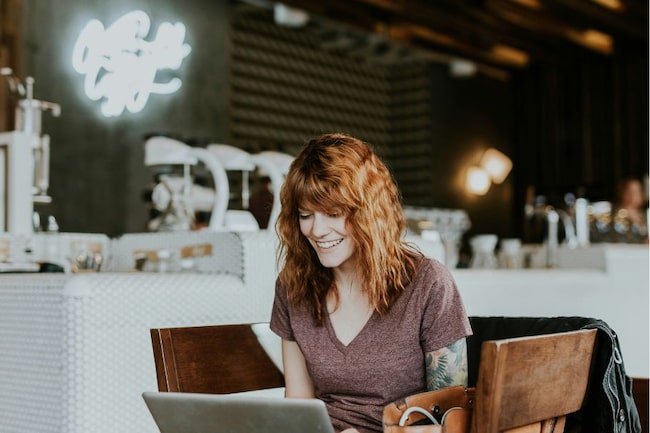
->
<box><xmin>142</xmin><ymin>391</ymin><xmax>335</xmax><ymax>433</ymax></box>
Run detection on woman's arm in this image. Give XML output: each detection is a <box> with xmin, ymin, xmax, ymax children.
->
<box><xmin>425</xmin><ymin>337</ymin><xmax>468</xmax><ymax>390</ymax></box>
<box><xmin>282</xmin><ymin>340</ymin><xmax>358</xmax><ymax>432</ymax></box>
<box><xmin>281</xmin><ymin>339</ymin><xmax>316</xmax><ymax>398</ymax></box>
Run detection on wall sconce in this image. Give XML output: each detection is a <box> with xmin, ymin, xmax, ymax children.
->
<box><xmin>466</xmin><ymin>166</ymin><xmax>491</xmax><ymax>195</ymax></box>
<box><xmin>466</xmin><ymin>148</ymin><xmax>512</xmax><ymax>195</ymax></box>
<box><xmin>480</xmin><ymin>148</ymin><xmax>512</xmax><ymax>184</ymax></box>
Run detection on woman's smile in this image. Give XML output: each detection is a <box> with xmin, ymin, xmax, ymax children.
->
<box><xmin>316</xmin><ymin>238</ymin><xmax>343</xmax><ymax>249</ymax></box>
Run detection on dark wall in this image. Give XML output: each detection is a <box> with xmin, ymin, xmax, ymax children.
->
<box><xmin>23</xmin><ymin>0</ymin><xmax>232</xmax><ymax>236</ymax></box>
<box><xmin>426</xmin><ymin>69</ymin><xmax>515</xmax><ymax>240</ymax></box>
<box><xmin>20</xmin><ymin>0</ymin><xmax>517</xmax><ymax>239</ymax></box>
<box><xmin>512</xmin><ymin>46</ymin><xmax>649</xmax><ymax>239</ymax></box>
<box><xmin>19</xmin><ymin>1</ymin><xmax>647</xmax><ymax>242</ymax></box>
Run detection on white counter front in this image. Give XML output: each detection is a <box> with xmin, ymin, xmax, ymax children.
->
<box><xmin>452</xmin><ymin>244</ymin><xmax>649</xmax><ymax>378</ymax></box>
<box><xmin>0</xmin><ymin>231</ymin><xmax>280</xmax><ymax>433</ymax></box>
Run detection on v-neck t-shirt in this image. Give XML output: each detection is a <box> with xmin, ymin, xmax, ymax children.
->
<box><xmin>270</xmin><ymin>258</ymin><xmax>472</xmax><ymax>433</ymax></box>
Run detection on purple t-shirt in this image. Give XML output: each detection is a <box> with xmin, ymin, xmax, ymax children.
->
<box><xmin>270</xmin><ymin>258</ymin><xmax>472</xmax><ymax>433</ymax></box>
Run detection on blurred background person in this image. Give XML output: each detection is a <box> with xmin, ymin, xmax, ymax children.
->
<box><xmin>613</xmin><ymin>177</ymin><xmax>648</xmax><ymax>243</ymax></box>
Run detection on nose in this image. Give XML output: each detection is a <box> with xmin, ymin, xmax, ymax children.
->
<box><xmin>309</xmin><ymin>213</ymin><xmax>330</xmax><ymax>237</ymax></box>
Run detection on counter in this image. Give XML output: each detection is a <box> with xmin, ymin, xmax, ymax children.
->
<box><xmin>0</xmin><ymin>236</ymin><xmax>646</xmax><ymax>433</ymax></box>
<box><xmin>0</xmin><ymin>231</ymin><xmax>279</xmax><ymax>433</ymax></box>
<box><xmin>452</xmin><ymin>243</ymin><xmax>648</xmax><ymax>378</ymax></box>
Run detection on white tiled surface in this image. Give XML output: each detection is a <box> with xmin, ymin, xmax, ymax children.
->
<box><xmin>0</xmin><ymin>230</ymin><xmax>281</xmax><ymax>433</ymax></box>
<box><xmin>454</xmin><ymin>244</ymin><xmax>649</xmax><ymax>378</ymax></box>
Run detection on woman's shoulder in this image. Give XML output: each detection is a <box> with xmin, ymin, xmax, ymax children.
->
<box><xmin>414</xmin><ymin>256</ymin><xmax>452</xmax><ymax>276</ymax></box>
<box><xmin>273</xmin><ymin>277</ymin><xmax>290</xmax><ymax>301</ymax></box>
<box><xmin>410</xmin><ymin>257</ymin><xmax>456</xmax><ymax>291</ymax></box>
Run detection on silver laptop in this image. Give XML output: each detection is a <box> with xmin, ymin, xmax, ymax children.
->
<box><xmin>142</xmin><ymin>391</ymin><xmax>335</xmax><ymax>433</ymax></box>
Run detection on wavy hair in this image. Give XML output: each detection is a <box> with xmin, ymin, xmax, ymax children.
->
<box><xmin>276</xmin><ymin>133</ymin><xmax>421</xmax><ymax>325</ymax></box>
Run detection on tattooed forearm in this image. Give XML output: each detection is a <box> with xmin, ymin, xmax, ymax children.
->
<box><xmin>425</xmin><ymin>338</ymin><xmax>468</xmax><ymax>390</ymax></box>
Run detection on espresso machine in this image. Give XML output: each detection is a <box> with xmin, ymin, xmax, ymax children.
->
<box><xmin>144</xmin><ymin>138</ymin><xmax>294</xmax><ymax>232</ymax></box>
<box><xmin>144</xmin><ymin>136</ymin><xmax>230</xmax><ymax>231</ymax></box>
<box><xmin>0</xmin><ymin>68</ymin><xmax>60</xmax><ymax>234</ymax></box>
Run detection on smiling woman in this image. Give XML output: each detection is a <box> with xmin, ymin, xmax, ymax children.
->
<box><xmin>270</xmin><ymin>133</ymin><xmax>472</xmax><ymax>433</ymax></box>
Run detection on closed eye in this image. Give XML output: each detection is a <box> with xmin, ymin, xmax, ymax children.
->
<box><xmin>298</xmin><ymin>209</ymin><xmax>344</xmax><ymax>219</ymax></box>
<box><xmin>298</xmin><ymin>211</ymin><xmax>313</xmax><ymax>220</ymax></box>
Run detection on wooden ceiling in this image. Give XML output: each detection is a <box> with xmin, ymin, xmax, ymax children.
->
<box><xmin>271</xmin><ymin>0</ymin><xmax>648</xmax><ymax>79</ymax></box>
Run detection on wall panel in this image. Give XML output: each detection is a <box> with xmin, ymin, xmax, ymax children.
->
<box><xmin>228</xmin><ymin>6</ymin><xmax>435</xmax><ymax>206</ymax></box>
<box><xmin>228</xmin><ymin>6</ymin><xmax>391</xmax><ymax>154</ymax></box>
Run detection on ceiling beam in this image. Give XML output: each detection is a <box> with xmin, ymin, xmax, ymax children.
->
<box><xmin>269</xmin><ymin>0</ymin><xmax>647</xmax><ymax>73</ymax></box>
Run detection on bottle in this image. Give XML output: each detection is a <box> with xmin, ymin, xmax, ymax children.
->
<box><xmin>44</xmin><ymin>215</ymin><xmax>61</xmax><ymax>265</ymax></box>
<box><xmin>575</xmin><ymin>198</ymin><xmax>590</xmax><ymax>247</ymax></box>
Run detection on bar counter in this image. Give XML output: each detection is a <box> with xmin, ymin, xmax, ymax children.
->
<box><xmin>0</xmin><ymin>237</ymin><xmax>646</xmax><ymax>433</ymax></box>
<box><xmin>452</xmin><ymin>243</ymin><xmax>648</xmax><ymax>378</ymax></box>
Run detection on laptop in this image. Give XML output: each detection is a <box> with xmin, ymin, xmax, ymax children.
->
<box><xmin>142</xmin><ymin>391</ymin><xmax>336</xmax><ymax>433</ymax></box>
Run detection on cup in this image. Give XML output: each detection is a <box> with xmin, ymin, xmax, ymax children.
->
<box><xmin>69</xmin><ymin>240</ymin><xmax>104</xmax><ymax>272</ymax></box>
<box><xmin>470</xmin><ymin>234</ymin><xmax>498</xmax><ymax>269</ymax></box>
<box><xmin>498</xmin><ymin>238</ymin><xmax>522</xmax><ymax>269</ymax></box>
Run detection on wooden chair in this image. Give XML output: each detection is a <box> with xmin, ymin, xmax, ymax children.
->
<box><xmin>472</xmin><ymin>328</ymin><xmax>597</xmax><ymax>433</ymax></box>
<box><xmin>150</xmin><ymin>324</ymin><xmax>598</xmax><ymax>432</ymax></box>
<box><xmin>150</xmin><ymin>323</ymin><xmax>284</xmax><ymax>394</ymax></box>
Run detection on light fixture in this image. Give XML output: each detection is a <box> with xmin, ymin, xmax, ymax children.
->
<box><xmin>565</xmin><ymin>29</ymin><xmax>614</xmax><ymax>55</ymax></box>
<box><xmin>591</xmin><ymin>0</ymin><xmax>624</xmax><ymax>11</ymax></box>
<box><xmin>510</xmin><ymin>0</ymin><xmax>543</xmax><ymax>9</ymax></box>
<box><xmin>449</xmin><ymin>58</ymin><xmax>477</xmax><ymax>78</ymax></box>
<box><xmin>465</xmin><ymin>148</ymin><xmax>512</xmax><ymax>195</ymax></box>
<box><xmin>490</xmin><ymin>44</ymin><xmax>530</xmax><ymax>68</ymax></box>
<box><xmin>72</xmin><ymin>10</ymin><xmax>191</xmax><ymax>117</ymax></box>
<box><xmin>274</xmin><ymin>3</ymin><xmax>309</xmax><ymax>27</ymax></box>
<box><xmin>466</xmin><ymin>166</ymin><xmax>491</xmax><ymax>196</ymax></box>
<box><xmin>480</xmin><ymin>148</ymin><xmax>513</xmax><ymax>184</ymax></box>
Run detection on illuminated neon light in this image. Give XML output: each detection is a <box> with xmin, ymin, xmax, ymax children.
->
<box><xmin>72</xmin><ymin>10</ymin><xmax>191</xmax><ymax>117</ymax></box>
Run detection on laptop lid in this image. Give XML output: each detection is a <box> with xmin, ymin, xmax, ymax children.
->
<box><xmin>142</xmin><ymin>391</ymin><xmax>335</xmax><ymax>433</ymax></box>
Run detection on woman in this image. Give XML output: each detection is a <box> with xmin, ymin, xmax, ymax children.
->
<box><xmin>612</xmin><ymin>177</ymin><xmax>648</xmax><ymax>243</ymax></box>
<box><xmin>270</xmin><ymin>133</ymin><xmax>472</xmax><ymax>433</ymax></box>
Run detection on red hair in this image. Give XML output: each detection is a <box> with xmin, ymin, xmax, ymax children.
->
<box><xmin>276</xmin><ymin>133</ymin><xmax>421</xmax><ymax>324</ymax></box>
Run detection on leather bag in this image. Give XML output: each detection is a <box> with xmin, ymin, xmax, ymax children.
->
<box><xmin>383</xmin><ymin>385</ymin><xmax>475</xmax><ymax>433</ymax></box>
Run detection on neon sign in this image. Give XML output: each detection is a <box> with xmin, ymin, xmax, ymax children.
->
<box><xmin>72</xmin><ymin>10</ymin><xmax>191</xmax><ymax>117</ymax></box>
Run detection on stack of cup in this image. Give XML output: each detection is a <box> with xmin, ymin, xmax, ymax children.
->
<box><xmin>469</xmin><ymin>234</ymin><xmax>498</xmax><ymax>269</ymax></box>
<box><xmin>498</xmin><ymin>238</ymin><xmax>522</xmax><ymax>269</ymax></box>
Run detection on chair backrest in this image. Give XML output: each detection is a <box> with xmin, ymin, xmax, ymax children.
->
<box><xmin>472</xmin><ymin>328</ymin><xmax>597</xmax><ymax>433</ymax></box>
<box><xmin>150</xmin><ymin>323</ymin><xmax>284</xmax><ymax>394</ymax></box>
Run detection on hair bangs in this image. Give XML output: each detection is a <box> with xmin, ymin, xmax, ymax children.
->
<box><xmin>294</xmin><ymin>171</ymin><xmax>355</xmax><ymax>214</ymax></box>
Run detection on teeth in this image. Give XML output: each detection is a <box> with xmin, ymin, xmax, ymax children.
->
<box><xmin>316</xmin><ymin>239</ymin><xmax>343</xmax><ymax>249</ymax></box>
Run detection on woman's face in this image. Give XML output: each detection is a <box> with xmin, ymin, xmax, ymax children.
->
<box><xmin>622</xmin><ymin>180</ymin><xmax>644</xmax><ymax>209</ymax></box>
<box><xmin>298</xmin><ymin>207</ymin><xmax>356</xmax><ymax>271</ymax></box>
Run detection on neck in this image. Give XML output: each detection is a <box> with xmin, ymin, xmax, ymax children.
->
<box><xmin>328</xmin><ymin>271</ymin><xmax>372</xmax><ymax>316</ymax></box>
<box><xmin>332</xmin><ymin>267</ymin><xmax>362</xmax><ymax>296</ymax></box>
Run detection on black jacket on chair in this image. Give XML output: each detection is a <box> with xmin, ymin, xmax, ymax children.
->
<box><xmin>467</xmin><ymin>316</ymin><xmax>641</xmax><ymax>433</ymax></box>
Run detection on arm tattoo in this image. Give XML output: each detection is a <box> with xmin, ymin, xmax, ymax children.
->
<box><xmin>425</xmin><ymin>338</ymin><xmax>468</xmax><ymax>390</ymax></box>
